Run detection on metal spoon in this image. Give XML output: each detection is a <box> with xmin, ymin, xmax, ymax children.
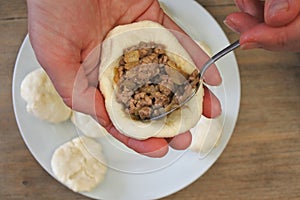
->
<box><xmin>148</xmin><ymin>40</ymin><xmax>240</xmax><ymax>121</ymax></box>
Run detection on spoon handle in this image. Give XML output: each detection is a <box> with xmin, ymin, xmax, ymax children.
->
<box><xmin>200</xmin><ymin>40</ymin><xmax>240</xmax><ymax>78</ymax></box>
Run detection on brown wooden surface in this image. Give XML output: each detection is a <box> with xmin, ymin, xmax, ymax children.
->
<box><xmin>1</xmin><ymin>0</ymin><xmax>299</xmax><ymax>199</ymax></box>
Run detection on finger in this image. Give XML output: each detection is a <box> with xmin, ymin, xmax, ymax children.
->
<box><xmin>202</xmin><ymin>86</ymin><xmax>222</xmax><ymax>118</ymax></box>
<box><xmin>264</xmin><ymin>0</ymin><xmax>300</xmax><ymax>26</ymax></box>
<box><xmin>224</xmin><ymin>12</ymin><xmax>261</xmax><ymax>33</ymax></box>
<box><xmin>104</xmin><ymin>124</ymin><xmax>169</xmax><ymax>158</ymax></box>
<box><xmin>167</xmin><ymin>131</ymin><xmax>192</xmax><ymax>150</ymax></box>
<box><xmin>77</xmin><ymin>46</ymin><xmax>111</xmax><ymax>126</ymax></box>
<box><xmin>161</xmin><ymin>14</ymin><xmax>222</xmax><ymax>86</ymax></box>
<box><xmin>81</xmin><ymin>45</ymin><xmax>101</xmax><ymax>87</ymax></box>
<box><xmin>240</xmin><ymin>14</ymin><xmax>300</xmax><ymax>51</ymax></box>
<box><xmin>235</xmin><ymin>0</ymin><xmax>264</xmax><ymax>21</ymax></box>
<box><xmin>68</xmin><ymin>64</ymin><xmax>111</xmax><ymax>127</ymax></box>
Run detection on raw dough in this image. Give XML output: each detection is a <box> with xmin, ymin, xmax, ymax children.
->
<box><xmin>189</xmin><ymin>116</ymin><xmax>223</xmax><ymax>155</ymax></box>
<box><xmin>71</xmin><ymin>111</ymin><xmax>109</xmax><ymax>138</ymax></box>
<box><xmin>51</xmin><ymin>136</ymin><xmax>107</xmax><ymax>192</ymax></box>
<box><xmin>99</xmin><ymin>20</ymin><xmax>204</xmax><ymax>140</ymax></box>
<box><xmin>20</xmin><ymin>68</ymin><xmax>71</xmax><ymax>123</ymax></box>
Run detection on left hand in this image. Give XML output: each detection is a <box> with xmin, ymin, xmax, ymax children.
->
<box><xmin>27</xmin><ymin>0</ymin><xmax>222</xmax><ymax>157</ymax></box>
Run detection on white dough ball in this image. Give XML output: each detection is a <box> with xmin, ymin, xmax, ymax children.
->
<box><xmin>20</xmin><ymin>68</ymin><xmax>71</xmax><ymax>123</ymax></box>
<box><xmin>51</xmin><ymin>136</ymin><xmax>107</xmax><ymax>192</ymax></box>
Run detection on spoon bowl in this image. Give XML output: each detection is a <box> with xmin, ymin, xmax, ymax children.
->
<box><xmin>147</xmin><ymin>40</ymin><xmax>240</xmax><ymax>121</ymax></box>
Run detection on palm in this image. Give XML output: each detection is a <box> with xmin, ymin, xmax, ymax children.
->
<box><xmin>28</xmin><ymin>0</ymin><xmax>167</xmax><ymax>96</ymax></box>
<box><xmin>27</xmin><ymin>0</ymin><xmax>221</xmax><ymax>157</ymax></box>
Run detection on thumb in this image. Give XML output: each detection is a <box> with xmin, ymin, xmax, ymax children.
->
<box><xmin>265</xmin><ymin>0</ymin><xmax>300</xmax><ymax>26</ymax></box>
<box><xmin>71</xmin><ymin>67</ymin><xmax>111</xmax><ymax>127</ymax></box>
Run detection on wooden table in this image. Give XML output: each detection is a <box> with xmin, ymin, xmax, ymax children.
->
<box><xmin>1</xmin><ymin>0</ymin><xmax>299</xmax><ymax>199</ymax></box>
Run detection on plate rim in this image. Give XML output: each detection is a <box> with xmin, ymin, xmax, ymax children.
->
<box><xmin>12</xmin><ymin>0</ymin><xmax>241</xmax><ymax>199</ymax></box>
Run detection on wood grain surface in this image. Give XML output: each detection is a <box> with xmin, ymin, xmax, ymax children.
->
<box><xmin>1</xmin><ymin>0</ymin><xmax>299</xmax><ymax>199</ymax></box>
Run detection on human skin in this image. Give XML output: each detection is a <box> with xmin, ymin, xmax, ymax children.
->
<box><xmin>27</xmin><ymin>0</ymin><xmax>222</xmax><ymax>157</ymax></box>
<box><xmin>224</xmin><ymin>0</ymin><xmax>300</xmax><ymax>51</ymax></box>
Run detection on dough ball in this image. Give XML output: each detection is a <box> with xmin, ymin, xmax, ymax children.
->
<box><xmin>71</xmin><ymin>111</ymin><xmax>110</xmax><ymax>138</ymax></box>
<box><xmin>51</xmin><ymin>136</ymin><xmax>107</xmax><ymax>192</ymax></box>
<box><xmin>189</xmin><ymin>116</ymin><xmax>223</xmax><ymax>154</ymax></box>
<box><xmin>20</xmin><ymin>68</ymin><xmax>71</xmax><ymax>123</ymax></box>
<box><xmin>196</xmin><ymin>41</ymin><xmax>213</xmax><ymax>56</ymax></box>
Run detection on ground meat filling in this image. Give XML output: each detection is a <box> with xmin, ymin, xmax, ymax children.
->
<box><xmin>114</xmin><ymin>41</ymin><xmax>199</xmax><ymax>120</ymax></box>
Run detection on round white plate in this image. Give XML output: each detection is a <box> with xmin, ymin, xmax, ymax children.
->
<box><xmin>13</xmin><ymin>0</ymin><xmax>240</xmax><ymax>199</ymax></box>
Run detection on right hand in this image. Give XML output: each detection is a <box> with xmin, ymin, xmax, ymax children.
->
<box><xmin>224</xmin><ymin>0</ymin><xmax>300</xmax><ymax>51</ymax></box>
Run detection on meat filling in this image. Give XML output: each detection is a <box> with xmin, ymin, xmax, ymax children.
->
<box><xmin>114</xmin><ymin>42</ymin><xmax>199</xmax><ymax>120</ymax></box>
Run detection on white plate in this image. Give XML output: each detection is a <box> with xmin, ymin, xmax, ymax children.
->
<box><xmin>13</xmin><ymin>0</ymin><xmax>240</xmax><ymax>199</ymax></box>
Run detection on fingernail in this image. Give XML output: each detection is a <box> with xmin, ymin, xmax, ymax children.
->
<box><xmin>223</xmin><ymin>19</ymin><xmax>240</xmax><ymax>33</ymax></box>
<box><xmin>269</xmin><ymin>0</ymin><xmax>289</xmax><ymax>15</ymax></box>
<box><xmin>240</xmin><ymin>42</ymin><xmax>262</xmax><ymax>50</ymax></box>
